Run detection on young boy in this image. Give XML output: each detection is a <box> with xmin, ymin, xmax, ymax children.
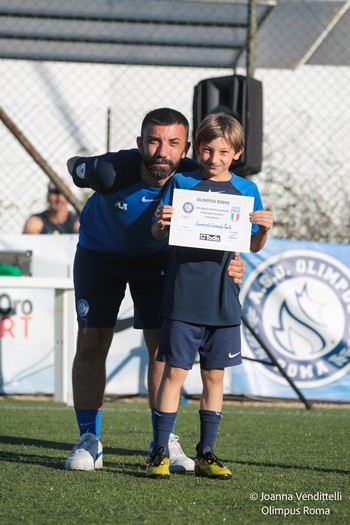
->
<box><xmin>146</xmin><ymin>113</ymin><xmax>273</xmax><ymax>479</ymax></box>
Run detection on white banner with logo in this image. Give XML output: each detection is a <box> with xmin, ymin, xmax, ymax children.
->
<box><xmin>238</xmin><ymin>239</ymin><xmax>350</xmax><ymax>402</ymax></box>
<box><xmin>1</xmin><ymin>235</ymin><xmax>349</xmax><ymax>402</ymax></box>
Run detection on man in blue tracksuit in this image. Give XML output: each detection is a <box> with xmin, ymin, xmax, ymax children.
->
<box><xmin>64</xmin><ymin>108</ymin><xmax>246</xmax><ymax>473</ymax></box>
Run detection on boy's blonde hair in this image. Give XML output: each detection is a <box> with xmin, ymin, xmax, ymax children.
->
<box><xmin>194</xmin><ymin>112</ymin><xmax>244</xmax><ymax>153</ymax></box>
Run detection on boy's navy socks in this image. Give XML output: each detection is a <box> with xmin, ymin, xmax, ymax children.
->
<box><xmin>151</xmin><ymin>407</ymin><xmax>176</xmax><ymax>445</ymax></box>
<box><xmin>75</xmin><ymin>409</ymin><xmax>102</xmax><ymax>438</ymax></box>
<box><xmin>153</xmin><ymin>410</ymin><xmax>178</xmax><ymax>456</ymax></box>
<box><xmin>198</xmin><ymin>409</ymin><xmax>222</xmax><ymax>455</ymax></box>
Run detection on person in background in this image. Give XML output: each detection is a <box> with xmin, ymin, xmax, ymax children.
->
<box><xmin>64</xmin><ymin>108</ymin><xmax>246</xmax><ymax>474</ymax></box>
<box><xmin>23</xmin><ymin>181</ymin><xmax>80</xmax><ymax>235</ymax></box>
<box><xmin>146</xmin><ymin>112</ymin><xmax>273</xmax><ymax>479</ymax></box>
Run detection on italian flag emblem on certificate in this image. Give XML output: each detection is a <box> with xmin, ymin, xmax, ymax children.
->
<box><xmin>231</xmin><ymin>206</ymin><xmax>240</xmax><ymax>222</ymax></box>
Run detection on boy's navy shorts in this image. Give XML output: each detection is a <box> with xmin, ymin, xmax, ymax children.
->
<box><xmin>73</xmin><ymin>244</ymin><xmax>168</xmax><ymax>329</ymax></box>
<box><xmin>157</xmin><ymin>319</ymin><xmax>242</xmax><ymax>370</ymax></box>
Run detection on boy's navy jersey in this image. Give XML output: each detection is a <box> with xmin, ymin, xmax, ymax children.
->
<box><xmin>74</xmin><ymin>149</ymin><xmax>197</xmax><ymax>257</ymax></box>
<box><xmin>160</xmin><ymin>170</ymin><xmax>263</xmax><ymax>326</ymax></box>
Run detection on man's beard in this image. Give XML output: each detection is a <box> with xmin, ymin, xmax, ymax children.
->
<box><xmin>143</xmin><ymin>156</ymin><xmax>180</xmax><ymax>181</ymax></box>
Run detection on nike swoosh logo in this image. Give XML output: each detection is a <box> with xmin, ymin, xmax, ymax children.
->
<box><xmin>228</xmin><ymin>351</ymin><xmax>241</xmax><ymax>359</ymax></box>
<box><xmin>142</xmin><ymin>196</ymin><xmax>161</xmax><ymax>202</ymax></box>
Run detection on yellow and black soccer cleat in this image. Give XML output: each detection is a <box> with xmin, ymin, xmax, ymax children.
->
<box><xmin>146</xmin><ymin>445</ymin><xmax>171</xmax><ymax>479</ymax></box>
<box><xmin>195</xmin><ymin>448</ymin><xmax>232</xmax><ymax>479</ymax></box>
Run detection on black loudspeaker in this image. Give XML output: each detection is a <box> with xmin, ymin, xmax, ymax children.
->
<box><xmin>193</xmin><ymin>75</ymin><xmax>263</xmax><ymax>177</ymax></box>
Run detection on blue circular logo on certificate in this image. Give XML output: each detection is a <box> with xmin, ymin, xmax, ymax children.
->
<box><xmin>183</xmin><ymin>202</ymin><xmax>194</xmax><ymax>213</ymax></box>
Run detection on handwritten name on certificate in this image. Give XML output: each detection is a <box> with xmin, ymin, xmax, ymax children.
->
<box><xmin>168</xmin><ymin>189</ymin><xmax>254</xmax><ymax>252</ymax></box>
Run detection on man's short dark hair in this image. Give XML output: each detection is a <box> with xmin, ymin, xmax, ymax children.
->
<box><xmin>141</xmin><ymin>108</ymin><xmax>189</xmax><ymax>139</ymax></box>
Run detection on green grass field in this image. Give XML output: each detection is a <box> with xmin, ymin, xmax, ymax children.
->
<box><xmin>0</xmin><ymin>398</ymin><xmax>349</xmax><ymax>525</ymax></box>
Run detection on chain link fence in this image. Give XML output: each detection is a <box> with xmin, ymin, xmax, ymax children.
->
<box><xmin>1</xmin><ymin>0</ymin><xmax>350</xmax><ymax>243</ymax></box>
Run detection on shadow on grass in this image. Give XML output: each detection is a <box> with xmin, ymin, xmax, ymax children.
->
<box><xmin>0</xmin><ymin>435</ymin><xmax>145</xmax><ymax>454</ymax></box>
<box><xmin>3</xmin><ymin>435</ymin><xmax>347</xmax><ymax>477</ymax></box>
<box><xmin>0</xmin><ymin>434</ymin><xmax>148</xmax><ymax>472</ymax></box>
<box><xmin>0</xmin><ymin>448</ymin><xmax>149</xmax><ymax>475</ymax></box>
<box><xmin>231</xmin><ymin>458</ymin><xmax>350</xmax><ymax>476</ymax></box>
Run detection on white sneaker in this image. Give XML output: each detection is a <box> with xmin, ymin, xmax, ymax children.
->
<box><xmin>168</xmin><ymin>434</ymin><xmax>194</xmax><ymax>473</ymax></box>
<box><xmin>65</xmin><ymin>432</ymin><xmax>103</xmax><ymax>471</ymax></box>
